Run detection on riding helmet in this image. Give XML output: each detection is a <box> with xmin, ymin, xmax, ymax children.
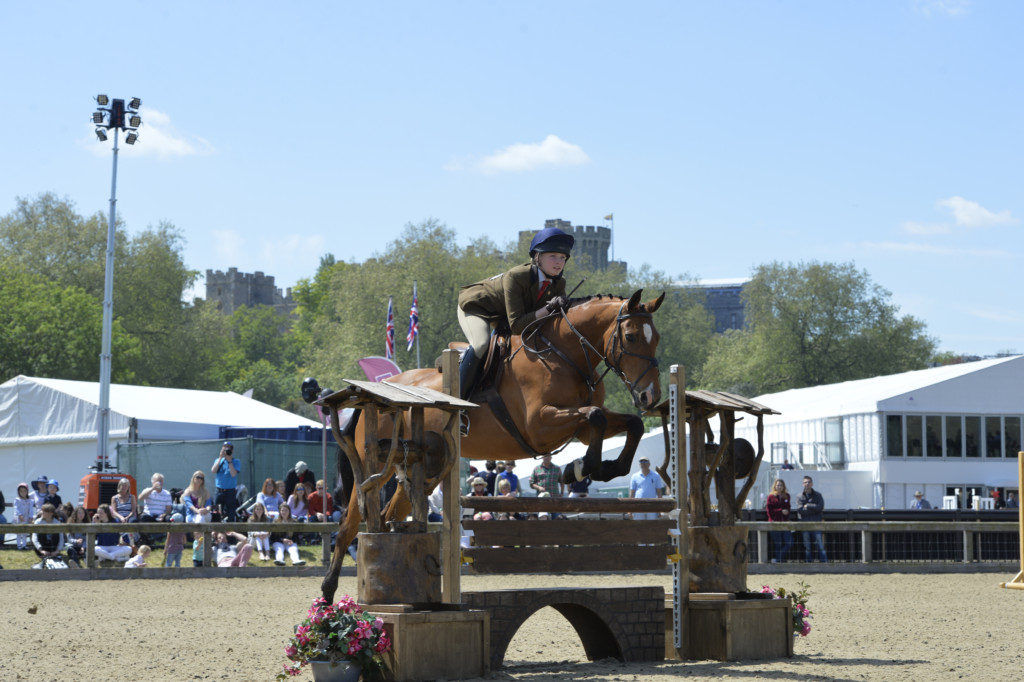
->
<box><xmin>529</xmin><ymin>226</ymin><xmax>575</xmax><ymax>259</ymax></box>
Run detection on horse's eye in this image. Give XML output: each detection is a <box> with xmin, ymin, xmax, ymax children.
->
<box><xmin>625</xmin><ymin>333</ymin><xmax>638</xmax><ymax>344</ymax></box>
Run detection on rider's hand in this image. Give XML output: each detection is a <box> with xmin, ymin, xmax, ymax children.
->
<box><xmin>545</xmin><ymin>296</ymin><xmax>567</xmax><ymax>313</ymax></box>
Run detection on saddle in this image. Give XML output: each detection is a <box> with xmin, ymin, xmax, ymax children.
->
<box><xmin>435</xmin><ymin>331</ymin><xmax>511</xmax><ymax>397</ymax></box>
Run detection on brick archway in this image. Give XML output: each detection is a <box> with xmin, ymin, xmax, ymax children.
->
<box><xmin>463</xmin><ymin>587</ymin><xmax>664</xmax><ymax>669</ymax></box>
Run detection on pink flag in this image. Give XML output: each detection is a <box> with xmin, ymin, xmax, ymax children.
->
<box><xmin>358</xmin><ymin>356</ymin><xmax>402</xmax><ymax>382</ymax></box>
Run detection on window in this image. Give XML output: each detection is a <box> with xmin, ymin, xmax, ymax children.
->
<box><xmin>886</xmin><ymin>415</ymin><xmax>903</xmax><ymax>457</ymax></box>
<box><xmin>985</xmin><ymin>417</ymin><xmax>1003</xmax><ymax>458</ymax></box>
<box><xmin>907</xmin><ymin>416</ymin><xmax>923</xmax><ymax>457</ymax></box>
<box><xmin>965</xmin><ymin>416</ymin><xmax>981</xmax><ymax>458</ymax></box>
<box><xmin>1005</xmin><ymin>417</ymin><xmax>1021</xmax><ymax>458</ymax></box>
<box><xmin>945</xmin><ymin>416</ymin><xmax>963</xmax><ymax>458</ymax></box>
<box><xmin>925</xmin><ymin>416</ymin><xmax>942</xmax><ymax>457</ymax></box>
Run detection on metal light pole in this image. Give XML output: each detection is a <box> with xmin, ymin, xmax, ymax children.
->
<box><xmin>92</xmin><ymin>95</ymin><xmax>141</xmax><ymax>471</ymax></box>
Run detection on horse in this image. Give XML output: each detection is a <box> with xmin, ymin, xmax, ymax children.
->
<box><xmin>321</xmin><ymin>289</ymin><xmax>665</xmax><ymax>602</ymax></box>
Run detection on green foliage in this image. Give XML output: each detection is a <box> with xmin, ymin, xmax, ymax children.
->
<box><xmin>700</xmin><ymin>261</ymin><xmax>936</xmax><ymax>395</ymax></box>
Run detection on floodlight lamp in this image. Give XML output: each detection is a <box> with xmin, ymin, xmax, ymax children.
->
<box><xmin>125</xmin><ymin>132</ymin><xmax>138</xmax><ymax>145</ymax></box>
<box><xmin>96</xmin><ymin>94</ymin><xmax>109</xmax><ymax>106</ymax></box>
<box><xmin>129</xmin><ymin>115</ymin><xmax>141</xmax><ymax>127</ymax></box>
<box><xmin>92</xmin><ymin>111</ymin><xmax>104</xmax><ymax>124</ymax></box>
<box><xmin>129</xmin><ymin>97</ymin><xmax>141</xmax><ymax>110</ymax></box>
<box><xmin>95</xmin><ymin>128</ymin><xmax>108</xmax><ymax>141</ymax></box>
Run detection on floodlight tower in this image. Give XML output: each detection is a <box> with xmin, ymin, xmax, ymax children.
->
<box><xmin>92</xmin><ymin>95</ymin><xmax>141</xmax><ymax>471</ymax></box>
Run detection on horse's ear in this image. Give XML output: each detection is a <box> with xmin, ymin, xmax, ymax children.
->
<box><xmin>627</xmin><ymin>289</ymin><xmax>644</xmax><ymax>311</ymax></box>
<box><xmin>645</xmin><ymin>292</ymin><xmax>666</xmax><ymax>313</ymax></box>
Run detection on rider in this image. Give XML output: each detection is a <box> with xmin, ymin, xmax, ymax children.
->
<box><xmin>456</xmin><ymin>225</ymin><xmax>575</xmax><ymax>399</ymax></box>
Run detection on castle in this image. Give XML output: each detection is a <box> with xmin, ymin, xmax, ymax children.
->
<box><xmin>518</xmin><ymin>218</ymin><xmax>627</xmax><ymax>271</ymax></box>
<box><xmin>204</xmin><ymin>268</ymin><xmax>296</xmax><ymax>315</ymax></box>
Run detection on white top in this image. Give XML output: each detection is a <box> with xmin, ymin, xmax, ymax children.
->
<box><xmin>143</xmin><ymin>489</ymin><xmax>173</xmax><ymax>517</ymax></box>
<box><xmin>124</xmin><ymin>554</ymin><xmax>146</xmax><ymax>568</ymax></box>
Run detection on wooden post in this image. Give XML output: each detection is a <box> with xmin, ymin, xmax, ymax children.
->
<box><xmin>1002</xmin><ymin>452</ymin><xmax>1024</xmax><ymax>589</ymax></box>
<box><xmin>441</xmin><ymin>349</ymin><xmax>462</xmax><ymax>604</ymax></box>
<box><xmin>757</xmin><ymin>531</ymin><xmax>768</xmax><ymax>564</ymax></box>
<box><xmin>85</xmin><ymin>532</ymin><xmax>96</xmax><ymax>568</ymax></box>
<box><xmin>962</xmin><ymin>530</ymin><xmax>973</xmax><ymax>563</ymax></box>
<box><xmin>203</xmin><ymin>531</ymin><xmax>212</xmax><ymax>567</ymax></box>
<box><xmin>670</xmin><ymin>365</ymin><xmax>689</xmax><ymax>657</ymax></box>
<box><xmin>322</xmin><ymin>533</ymin><xmax>332</xmax><ymax>566</ymax></box>
<box><xmin>861</xmin><ymin>531</ymin><xmax>872</xmax><ymax>563</ymax></box>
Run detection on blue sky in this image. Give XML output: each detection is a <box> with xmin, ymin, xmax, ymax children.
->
<box><xmin>2</xmin><ymin>1</ymin><xmax>1021</xmax><ymax>355</ymax></box>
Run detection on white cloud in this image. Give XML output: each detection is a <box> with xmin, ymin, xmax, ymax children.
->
<box><xmin>901</xmin><ymin>221</ymin><xmax>951</xmax><ymax>235</ymax></box>
<box><xmin>83</xmin><ymin>107</ymin><xmax>213</xmax><ymax>159</ymax></box>
<box><xmin>914</xmin><ymin>0</ymin><xmax>971</xmax><ymax>17</ymax></box>
<box><xmin>213</xmin><ymin>229</ymin><xmax>245</xmax><ymax>260</ymax></box>
<box><xmin>937</xmin><ymin>196</ymin><xmax>1016</xmax><ymax>228</ymax></box>
<box><xmin>259</xmin><ymin>234</ymin><xmax>328</xmax><ymax>266</ymax></box>
<box><xmin>460</xmin><ymin>135</ymin><xmax>591</xmax><ymax>174</ymax></box>
<box><xmin>964</xmin><ymin>307</ymin><xmax>1024</xmax><ymax>324</ymax></box>
<box><xmin>858</xmin><ymin>241</ymin><xmax>1011</xmax><ymax>258</ymax></box>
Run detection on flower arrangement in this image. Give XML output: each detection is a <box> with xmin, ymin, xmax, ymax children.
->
<box><xmin>278</xmin><ymin>595</ymin><xmax>391</xmax><ymax>680</ymax></box>
<box><xmin>760</xmin><ymin>581</ymin><xmax>813</xmax><ymax>637</ymax></box>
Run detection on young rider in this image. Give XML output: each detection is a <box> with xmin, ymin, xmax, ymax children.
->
<box><xmin>456</xmin><ymin>226</ymin><xmax>575</xmax><ymax>398</ymax></box>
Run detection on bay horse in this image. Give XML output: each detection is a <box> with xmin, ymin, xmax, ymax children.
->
<box><xmin>321</xmin><ymin>289</ymin><xmax>665</xmax><ymax>602</ymax></box>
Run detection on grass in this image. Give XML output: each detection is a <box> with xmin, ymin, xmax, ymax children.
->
<box><xmin>0</xmin><ymin>541</ymin><xmax>349</xmax><ymax>570</ymax></box>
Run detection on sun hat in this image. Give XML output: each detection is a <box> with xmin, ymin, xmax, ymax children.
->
<box><xmin>48</xmin><ymin>479</ymin><xmax>60</xmax><ymax>490</ymax></box>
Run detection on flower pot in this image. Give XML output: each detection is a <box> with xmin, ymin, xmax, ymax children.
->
<box><xmin>310</xmin><ymin>659</ymin><xmax>361</xmax><ymax>682</ymax></box>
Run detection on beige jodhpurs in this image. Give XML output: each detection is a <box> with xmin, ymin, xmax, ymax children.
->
<box><xmin>457</xmin><ymin>308</ymin><xmax>493</xmax><ymax>356</ymax></box>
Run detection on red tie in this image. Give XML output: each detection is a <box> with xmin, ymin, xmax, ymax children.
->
<box><xmin>537</xmin><ymin>280</ymin><xmax>550</xmax><ymax>301</ymax></box>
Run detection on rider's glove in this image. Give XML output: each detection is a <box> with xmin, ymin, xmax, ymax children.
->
<box><xmin>545</xmin><ymin>296</ymin><xmax>568</xmax><ymax>313</ymax></box>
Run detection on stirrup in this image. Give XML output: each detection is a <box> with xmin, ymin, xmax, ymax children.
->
<box><xmin>459</xmin><ymin>412</ymin><xmax>471</xmax><ymax>437</ymax></box>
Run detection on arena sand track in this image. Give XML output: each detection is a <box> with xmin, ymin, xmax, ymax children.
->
<box><xmin>1</xmin><ymin>572</ymin><xmax>1020</xmax><ymax>681</ymax></box>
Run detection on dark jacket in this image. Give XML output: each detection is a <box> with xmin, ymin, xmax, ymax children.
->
<box><xmin>458</xmin><ymin>262</ymin><xmax>566</xmax><ymax>335</ymax></box>
<box><xmin>284</xmin><ymin>469</ymin><xmax>316</xmax><ymax>499</ymax></box>
<box><xmin>796</xmin><ymin>488</ymin><xmax>824</xmax><ymax>522</ymax></box>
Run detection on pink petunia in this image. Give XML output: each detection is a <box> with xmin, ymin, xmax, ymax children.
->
<box><xmin>800</xmin><ymin>621</ymin><xmax>811</xmax><ymax>636</ymax></box>
<box><xmin>373</xmin><ymin>617</ymin><xmax>384</xmax><ymax>631</ymax></box>
<box><xmin>374</xmin><ymin>633</ymin><xmax>391</xmax><ymax>653</ymax></box>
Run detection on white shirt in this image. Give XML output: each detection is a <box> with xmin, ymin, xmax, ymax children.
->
<box><xmin>143</xmin><ymin>488</ymin><xmax>172</xmax><ymax>516</ymax></box>
<box><xmin>124</xmin><ymin>554</ymin><xmax>146</xmax><ymax>568</ymax></box>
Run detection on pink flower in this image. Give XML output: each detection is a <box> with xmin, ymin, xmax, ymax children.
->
<box><xmin>374</xmin><ymin>633</ymin><xmax>391</xmax><ymax>653</ymax></box>
<box><xmin>284</xmin><ymin>645</ymin><xmax>298</xmax><ymax>660</ymax></box>
<box><xmin>373</xmin><ymin>617</ymin><xmax>384</xmax><ymax>631</ymax></box>
<box><xmin>800</xmin><ymin>621</ymin><xmax>811</xmax><ymax>636</ymax></box>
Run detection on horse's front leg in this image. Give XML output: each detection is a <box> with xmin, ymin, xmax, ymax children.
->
<box><xmin>597</xmin><ymin>411</ymin><xmax>646</xmax><ymax>481</ymax></box>
<box><xmin>536</xmin><ymin>404</ymin><xmax>607</xmax><ymax>484</ymax></box>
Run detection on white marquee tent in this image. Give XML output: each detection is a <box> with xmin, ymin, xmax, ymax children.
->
<box><xmin>0</xmin><ymin>375</ymin><xmax>320</xmax><ymax>500</ymax></box>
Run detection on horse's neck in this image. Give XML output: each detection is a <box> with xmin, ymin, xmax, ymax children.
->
<box><xmin>536</xmin><ymin>304</ymin><xmax>615</xmax><ymax>371</ymax></box>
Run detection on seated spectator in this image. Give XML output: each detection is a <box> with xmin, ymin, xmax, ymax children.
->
<box><xmin>285</xmin><ymin>461</ymin><xmax>317</xmax><ymax>499</ymax></box>
<box><xmin>110</xmin><ymin>477</ymin><xmax>138</xmax><ymax>524</ymax></box>
<box><xmin>483</xmin><ymin>460</ymin><xmax>498</xmax><ymax>496</ymax></box>
<box><xmin>469</xmin><ymin>477</ymin><xmax>493</xmax><ymax>521</ymax></box>
<box><xmin>287</xmin><ymin>483</ymin><xmax>310</xmax><ymax>520</ymax></box>
<box><xmin>213</xmin><ymin>531</ymin><xmax>254</xmax><ymax>567</ymax></box>
<box><xmin>137</xmin><ymin>472</ymin><xmax>173</xmax><ymax>546</ymax></box>
<box><xmin>496</xmin><ymin>478</ymin><xmax>525</xmax><ymax>520</ymax></box>
<box><xmin>182</xmin><ymin>470</ymin><xmax>213</xmax><ymax>523</ymax></box>
<box><xmin>164</xmin><ymin>513</ymin><xmax>186</xmax><ymax>567</ymax></box>
<box><xmin>43</xmin><ymin>480</ymin><xmax>63</xmax><ymax>513</ymax></box>
<box><xmin>498</xmin><ymin>461</ymin><xmax>520</xmax><ymax>495</ymax></box>
<box><xmin>57</xmin><ymin>501</ymin><xmax>74</xmax><ymax>522</ymax></box>
<box><xmin>64</xmin><ymin>505</ymin><xmax>89</xmax><ymax>568</ymax></box>
<box><xmin>256</xmin><ymin>478</ymin><xmax>285</xmax><ymax>519</ymax></box>
<box><xmin>125</xmin><ymin>545</ymin><xmax>151</xmax><ymax>568</ymax></box>
<box><xmin>31</xmin><ymin>503</ymin><xmax>65</xmax><ymax>568</ymax></box>
<box><xmin>271</xmin><ymin>504</ymin><xmax>306</xmax><ymax>566</ymax></box>
<box><xmin>93</xmin><ymin>504</ymin><xmax>133</xmax><ymax>563</ymax></box>
<box><xmin>247</xmin><ymin>502</ymin><xmax>272</xmax><ymax>561</ymax></box>
<box><xmin>14</xmin><ymin>483</ymin><xmax>33</xmax><ymax>550</ymax></box>
<box><xmin>29</xmin><ymin>476</ymin><xmax>49</xmax><ymax>517</ymax></box>
<box><xmin>308</xmin><ymin>480</ymin><xmax>340</xmax><ymax>522</ymax></box>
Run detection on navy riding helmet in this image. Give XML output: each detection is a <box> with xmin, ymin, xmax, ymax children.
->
<box><xmin>529</xmin><ymin>226</ymin><xmax>575</xmax><ymax>259</ymax></box>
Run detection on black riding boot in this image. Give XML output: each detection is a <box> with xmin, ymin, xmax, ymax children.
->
<box><xmin>459</xmin><ymin>347</ymin><xmax>484</xmax><ymax>400</ymax></box>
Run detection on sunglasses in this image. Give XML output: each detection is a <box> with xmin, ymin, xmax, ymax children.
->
<box><xmin>195</xmin><ymin>476</ymin><xmax>204</xmax><ymax>480</ymax></box>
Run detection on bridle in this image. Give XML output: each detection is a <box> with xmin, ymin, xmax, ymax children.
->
<box><xmin>517</xmin><ymin>300</ymin><xmax>660</xmax><ymax>406</ymax></box>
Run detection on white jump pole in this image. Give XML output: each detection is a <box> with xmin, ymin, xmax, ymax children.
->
<box><xmin>670</xmin><ymin>365</ymin><xmax>690</xmax><ymax>654</ymax></box>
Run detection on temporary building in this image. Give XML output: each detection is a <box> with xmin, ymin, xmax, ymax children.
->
<box><xmin>0</xmin><ymin>375</ymin><xmax>321</xmax><ymax>501</ymax></box>
<box><xmin>734</xmin><ymin>356</ymin><xmax>1024</xmax><ymax>509</ymax></box>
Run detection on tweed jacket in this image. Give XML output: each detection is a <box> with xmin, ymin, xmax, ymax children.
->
<box><xmin>458</xmin><ymin>262</ymin><xmax>566</xmax><ymax>335</ymax></box>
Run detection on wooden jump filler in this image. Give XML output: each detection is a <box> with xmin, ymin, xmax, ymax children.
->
<box><xmin>1000</xmin><ymin>451</ymin><xmax>1024</xmax><ymax>590</ymax></box>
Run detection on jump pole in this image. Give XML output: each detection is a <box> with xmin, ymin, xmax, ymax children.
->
<box><xmin>669</xmin><ymin>364</ymin><xmax>690</xmax><ymax>654</ymax></box>
<box><xmin>441</xmin><ymin>349</ymin><xmax>462</xmax><ymax>603</ymax></box>
<box><xmin>1000</xmin><ymin>451</ymin><xmax>1024</xmax><ymax>590</ymax></box>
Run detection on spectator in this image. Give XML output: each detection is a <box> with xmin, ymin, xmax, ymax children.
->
<box><xmin>796</xmin><ymin>475</ymin><xmax>827</xmax><ymax>562</ymax></box>
<box><xmin>308</xmin><ymin>480</ymin><xmax>340</xmax><ymax>522</ymax></box>
<box><xmin>483</xmin><ymin>460</ymin><xmax>498</xmax><ymax>496</ymax></box>
<box><xmin>211</xmin><ymin>441</ymin><xmax>241</xmax><ymax>522</ymax></box>
<box><xmin>0</xmin><ymin>486</ymin><xmax>6</xmax><ymax>529</ymax></box>
<box><xmin>1008</xmin><ymin>492</ymin><xmax>1019</xmax><ymax>509</ymax></box>
<box><xmin>271</xmin><ymin>504</ymin><xmax>306</xmax><ymax>566</ymax></box>
<box><xmin>427</xmin><ymin>484</ymin><xmax>443</xmax><ymax>523</ymax></box>
<box><xmin>248</xmin><ymin>502</ymin><xmax>272</xmax><ymax>561</ymax></box>
<box><xmin>213</xmin><ymin>531</ymin><xmax>254</xmax><ymax>567</ymax></box>
<box><xmin>766</xmin><ymin>479</ymin><xmax>793</xmax><ymax>563</ymax></box>
<box><xmin>57</xmin><ymin>501</ymin><xmax>74</xmax><ymax>522</ymax></box>
<box><xmin>568</xmin><ymin>475</ymin><xmax>591</xmax><ymax>498</ymax></box>
<box><xmin>285</xmin><ymin>461</ymin><xmax>317</xmax><ymax>499</ymax></box>
<box><xmin>192</xmin><ymin>534</ymin><xmax>205</xmax><ymax>567</ymax></box>
<box><xmin>110</xmin><ymin>478</ymin><xmax>138</xmax><ymax>524</ymax></box>
<box><xmin>182</xmin><ymin>471</ymin><xmax>213</xmax><ymax>523</ymax></box>
<box><xmin>993</xmin><ymin>490</ymin><xmax>1007</xmax><ymax>510</ymax></box>
<box><xmin>62</xmin><ymin>505</ymin><xmax>89</xmax><ymax>568</ymax></box>
<box><xmin>498</xmin><ymin>461</ymin><xmax>520</xmax><ymax>495</ymax></box>
<box><xmin>257</xmin><ymin>478</ymin><xmax>285</xmax><ymax>519</ymax></box>
<box><xmin>14</xmin><ymin>483</ymin><xmax>33</xmax><ymax>550</ymax></box>
<box><xmin>781</xmin><ymin>459</ymin><xmax>795</xmax><ymax>470</ymax></box>
<box><xmin>125</xmin><ymin>545</ymin><xmax>151</xmax><ymax>568</ymax></box>
<box><xmin>530</xmin><ymin>455</ymin><xmax>564</xmax><ymax>497</ymax></box>
<box><xmin>910</xmin><ymin>491</ymin><xmax>932</xmax><ymax>510</ymax></box>
<box><xmin>287</xmin><ymin>483</ymin><xmax>310</xmax><ymax>520</ymax></box>
<box><xmin>93</xmin><ymin>504</ymin><xmax>132</xmax><ymax>563</ymax></box>
<box><xmin>629</xmin><ymin>457</ymin><xmax>666</xmax><ymax>520</ymax></box>
<box><xmin>31</xmin><ymin>503</ymin><xmax>65</xmax><ymax>568</ymax></box>
<box><xmin>469</xmin><ymin>477</ymin><xmax>492</xmax><ymax>521</ymax></box>
<box><xmin>138</xmin><ymin>473</ymin><xmax>173</xmax><ymax>521</ymax></box>
<box><xmin>29</xmin><ymin>476</ymin><xmax>48</xmax><ymax>517</ymax></box>
<box><xmin>164</xmin><ymin>513</ymin><xmax>186</xmax><ymax>567</ymax></box>
<box><xmin>495</xmin><ymin>478</ymin><xmax>522</xmax><ymax>520</ymax></box>
<box><xmin>43</xmin><ymin>479</ymin><xmax>63</xmax><ymax>511</ymax></box>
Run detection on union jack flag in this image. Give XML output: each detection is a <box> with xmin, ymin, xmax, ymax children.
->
<box><xmin>385</xmin><ymin>296</ymin><xmax>395</xmax><ymax>359</ymax></box>
<box><xmin>406</xmin><ymin>282</ymin><xmax>419</xmax><ymax>351</ymax></box>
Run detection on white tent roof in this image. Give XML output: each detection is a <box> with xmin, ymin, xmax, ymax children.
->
<box><xmin>0</xmin><ymin>375</ymin><xmax>319</xmax><ymax>445</ymax></box>
<box><xmin>749</xmin><ymin>356</ymin><xmax>1024</xmax><ymax>422</ymax></box>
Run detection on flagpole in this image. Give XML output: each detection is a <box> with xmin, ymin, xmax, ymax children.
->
<box><xmin>415</xmin><ymin>281</ymin><xmax>421</xmax><ymax>368</ymax></box>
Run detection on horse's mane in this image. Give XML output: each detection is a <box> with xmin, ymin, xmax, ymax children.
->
<box><xmin>566</xmin><ymin>293</ymin><xmax>655</xmax><ymax>313</ymax></box>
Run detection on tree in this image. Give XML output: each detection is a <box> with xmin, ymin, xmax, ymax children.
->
<box><xmin>700</xmin><ymin>261</ymin><xmax>935</xmax><ymax>395</ymax></box>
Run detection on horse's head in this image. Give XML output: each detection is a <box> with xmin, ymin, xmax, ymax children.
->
<box><xmin>605</xmin><ymin>289</ymin><xmax>665</xmax><ymax>409</ymax></box>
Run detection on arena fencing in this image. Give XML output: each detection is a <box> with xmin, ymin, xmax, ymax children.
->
<box><xmin>117</xmin><ymin>437</ymin><xmax>336</xmax><ymax>495</ymax></box>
